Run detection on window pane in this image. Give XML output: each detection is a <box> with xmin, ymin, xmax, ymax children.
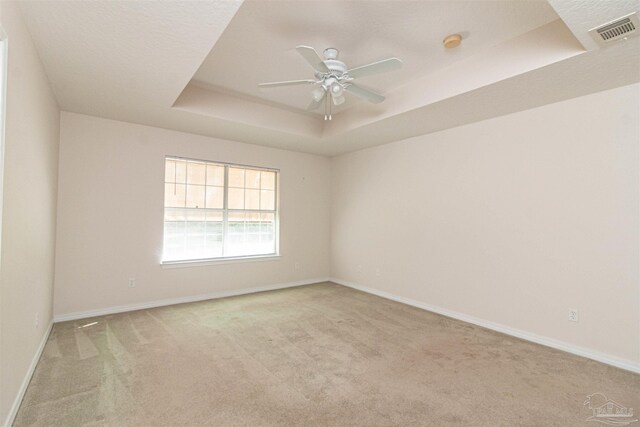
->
<box><xmin>186</xmin><ymin>221</ymin><xmax>205</xmax><ymax>235</ymax></box>
<box><xmin>206</xmin><ymin>165</ymin><xmax>224</xmax><ymax>186</ymax></box>
<box><xmin>185</xmin><ymin>221</ymin><xmax>205</xmax><ymax>258</ymax></box>
<box><xmin>260</xmin><ymin>213</ymin><xmax>276</xmax><ymax>254</ymax></box>
<box><xmin>187</xmin><ymin>162</ymin><xmax>206</xmax><ymax>185</ymax></box>
<box><xmin>205</xmin><ymin>186</ymin><xmax>223</xmax><ymax>209</ymax></box>
<box><xmin>164</xmin><ymin>208</ymin><xmax>186</xmax><ymax>221</ymax></box>
<box><xmin>261</xmin><ymin>171</ymin><xmax>275</xmax><ymax>190</ymax></box>
<box><xmin>245</xmin><ymin>189</ymin><xmax>260</xmax><ymax>210</ymax></box>
<box><xmin>245</xmin><ymin>212</ymin><xmax>260</xmax><ymax>247</ymax></box>
<box><xmin>185</xmin><ymin>185</ymin><xmax>206</xmax><ymax>208</ymax></box>
<box><xmin>165</xmin><ymin>183</ymin><xmax>186</xmax><ymax>208</ymax></box>
<box><xmin>229</xmin><ymin>168</ymin><xmax>245</xmax><ymax>188</ymax></box>
<box><xmin>228</xmin><ymin>188</ymin><xmax>244</xmax><ymax>209</ymax></box>
<box><xmin>163</xmin><ymin>221</ymin><xmax>186</xmax><ymax>261</ymax></box>
<box><xmin>261</xmin><ymin>212</ymin><xmax>275</xmax><ymax>229</ymax></box>
<box><xmin>226</xmin><ymin>212</ymin><xmax>245</xmax><ymax>257</ymax></box>
<box><xmin>174</xmin><ymin>160</ymin><xmax>187</xmax><ymax>184</ymax></box>
<box><xmin>260</xmin><ymin>190</ymin><xmax>275</xmax><ymax>210</ymax></box>
<box><xmin>228</xmin><ymin>211</ymin><xmax>245</xmax><ymax>219</ymax></box>
<box><xmin>186</xmin><ymin>209</ymin><xmax>206</xmax><ymax>222</ymax></box>
<box><xmin>165</xmin><ymin>160</ymin><xmax>176</xmax><ymax>182</ymax></box>
<box><xmin>207</xmin><ymin>211</ymin><xmax>223</xmax><ymax>222</ymax></box>
<box><xmin>245</xmin><ymin>212</ymin><xmax>261</xmax><ymax>222</ymax></box>
<box><xmin>163</xmin><ymin>159</ymin><xmax>278</xmax><ymax>262</ymax></box>
<box><xmin>205</xmin><ymin>236</ymin><xmax>222</xmax><ymax>258</ymax></box>
<box><xmin>205</xmin><ymin>212</ymin><xmax>223</xmax><ymax>258</ymax></box>
<box><xmin>245</xmin><ymin>169</ymin><xmax>260</xmax><ymax>189</ymax></box>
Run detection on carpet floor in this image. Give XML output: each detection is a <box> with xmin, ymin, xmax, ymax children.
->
<box><xmin>14</xmin><ymin>282</ymin><xmax>640</xmax><ymax>426</ymax></box>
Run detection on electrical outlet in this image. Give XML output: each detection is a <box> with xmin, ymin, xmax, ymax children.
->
<box><xmin>35</xmin><ymin>313</ymin><xmax>39</xmax><ymax>328</ymax></box>
<box><xmin>568</xmin><ymin>309</ymin><xmax>579</xmax><ymax>322</ymax></box>
<box><xmin>128</xmin><ymin>278</ymin><xmax>136</xmax><ymax>288</ymax></box>
<box><xmin>375</xmin><ymin>268</ymin><xmax>381</xmax><ymax>277</ymax></box>
<box><xmin>357</xmin><ymin>265</ymin><xmax>363</xmax><ymax>273</ymax></box>
<box><xmin>294</xmin><ymin>262</ymin><xmax>300</xmax><ymax>270</ymax></box>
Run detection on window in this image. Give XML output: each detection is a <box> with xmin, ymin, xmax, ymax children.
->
<box><xmin>162</xmin><ymin>157</ymin><xmax>278</xmax><ymax>263</ymax></box>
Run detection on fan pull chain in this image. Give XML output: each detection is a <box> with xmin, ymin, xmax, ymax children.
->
<box><xmin>324</xmin><ymin>91</ymin><xmax>332</xmax><ymax>121</ymax></box>
<box><xmin>324</xmin><ymin>90</ymin><xmax>327</xmax><ymax>121</ymax></box>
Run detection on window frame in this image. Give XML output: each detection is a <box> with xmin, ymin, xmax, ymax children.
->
<box><xmin>161</xmin><ymin>156</ymin><xmax>280</xmax><ymax>265</ymax></box>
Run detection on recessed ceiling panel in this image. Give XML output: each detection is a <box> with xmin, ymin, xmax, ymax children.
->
<box><xmin>192</xmin><ymin>0</ymin><xmax>559</xmax><ymax>114</ymax></box>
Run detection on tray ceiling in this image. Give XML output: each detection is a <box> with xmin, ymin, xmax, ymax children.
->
<box><xmin>192</xmin><ymin>0</ymin><xmax>559</xmax><ymax>114</ymax></box>
<box><xmin>18</xmin><ymin>0</ymin><xmax>640</xmax><ymax>156</ymax></box>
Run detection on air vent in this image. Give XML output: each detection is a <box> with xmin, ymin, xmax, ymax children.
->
<box><xmin>589</xmin><ymin>12</ymin><xmax>639</xmax><ymax>47</ymax></box>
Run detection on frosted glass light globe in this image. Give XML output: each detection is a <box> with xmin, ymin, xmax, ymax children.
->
<box><xmin>312</xmin><ymin>87</ymin><xmax>326</xmax><ymax>102</ymax></box>
<box><xmin>330</xmin><ymin>82</ymin><xmax>344</xmax><ymax>97</ymax></box>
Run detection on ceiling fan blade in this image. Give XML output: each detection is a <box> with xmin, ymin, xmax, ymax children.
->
<box><xmin>347</xmin><ymin>57</ymin><xmax>403</xmax><ymax>79</ymax></box>
<box><xmin>258</xmin><ymin>79</ymin><xmax>316</xmax><ymax>88</ymax></box>
<box><xmin>296</xmin><ymin>45</ymin><xmax>330</xmax><ymax>73</ymax></box>
<box><xmin>345</xmin><ymin>83</ymin><xmax>385</xmax><ymax>104</ymax></box>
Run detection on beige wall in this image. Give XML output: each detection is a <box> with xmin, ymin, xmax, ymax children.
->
<box><xmin>0</xmin><ymin>2</ymin><xmax>60</xmax><ymax>425</ymax></box>
<box><xmin>0</xmin><ymin>9</ymin><xmax>636</xmax><ymax>419</ymax></box>
<box><xmin>54</xmin><ymin>112</ymin><xmax>331</xmax><ymax>317</ymax></box>
<box><xmin>331</xmin><ymin>83</ymin><xmax>640</xmax><ymax>366</ymax></box>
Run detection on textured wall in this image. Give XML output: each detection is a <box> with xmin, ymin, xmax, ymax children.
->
<box><xmin>0</xmin><ymin>2</ymin><xmax>60</xmax><ymax>424</ymax></box>
<box><xmin>54</xmin><ymin>112</ymin><xmax>331</xmax><ymax>317</ymax></box>
<box><xmin>331</xmin><ymin>83</ymin><xmax>640</xmax><ymax>366</ymax></box>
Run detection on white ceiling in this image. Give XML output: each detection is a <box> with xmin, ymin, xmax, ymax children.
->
<box><xmin>192</xmin><ymin>0</ymin><xmax>558</xmax><ymax>114</ymax></box>
<box><xmin>18</xmin><ymin>1</ymin><xmax>242</xmax><ymax>110</ymax></box>
<box><xmin>18</xmin><ymin>0</ymin><xmax>640</xmax><ymax>156</ymax></box>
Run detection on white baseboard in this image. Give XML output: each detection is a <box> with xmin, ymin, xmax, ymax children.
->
<box><xmin>51</xmin><ymin>275</ymin><xmax>640</xmax><ymax>373</ymax></box>
<box><xmin>53</xmin><ymin>277</ymin><xmax>330</xmax><ymax>323</ymax></box>
<box><xmin>330</xmin><ymin>277</ymin><xmax>640</xmax><ymax>374</ymax></box>
<box><xmin>4</xmin><ymin>321</ymin><xmax>53</xmax><ymax>427</ymax></box>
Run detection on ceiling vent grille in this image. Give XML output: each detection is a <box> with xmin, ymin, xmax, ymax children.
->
<box><xmin>589</xmin><ymin>12</ymin><xmax>639</xmax><ymax>47</ymax></box>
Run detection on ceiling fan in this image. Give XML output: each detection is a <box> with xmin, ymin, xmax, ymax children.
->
<box><xmin>258</xmin><ymin>46</ymin><xmax>403</xmax><ymax>120</ymax></box>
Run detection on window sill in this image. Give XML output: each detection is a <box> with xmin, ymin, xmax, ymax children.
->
<box><xmin>161</xmin><ymin>254</ymin><xmax>281</xmax><ymax>269</ymax></box>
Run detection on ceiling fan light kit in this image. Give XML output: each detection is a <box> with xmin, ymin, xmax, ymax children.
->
<box><xmin>312</xmin><ymin>87</ymin><xmax>326</xmax><ymax>102</ymax></box>
<box><xmin>330</xmin><ymin>81</ymin><xmax>344</xmax><ymax>96</ymax></box>
<box><xmin>259</xmin><ymin>45</ymin><xmax>403</xmax><ymax>121</ymax></box>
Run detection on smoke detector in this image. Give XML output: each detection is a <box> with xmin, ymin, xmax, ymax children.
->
<box><xmin>589</xmin><ymin>12</ymin><xmax>638</xmax><ymax>47</ymax></box>
<box><xmin>443</xmin><ymin>34</ymin><xmax>462</xmax><ymax>49</ymax></box>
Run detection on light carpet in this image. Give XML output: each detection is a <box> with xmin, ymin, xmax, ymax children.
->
<box><xmin>14</xmin><ymin>282</ymin><xmax>640</xmax><ymax>426</ymax></box>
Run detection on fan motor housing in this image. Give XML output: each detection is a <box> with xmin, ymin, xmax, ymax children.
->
<box><xmin>323</xmin><ymin>59</ymin><xmax>347</xmax><ymax>75</ymax></box>
<box><xmin>323</xmin><ymin>48</ymin><xmax>339</xmax><ymax>59</ymax></box>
